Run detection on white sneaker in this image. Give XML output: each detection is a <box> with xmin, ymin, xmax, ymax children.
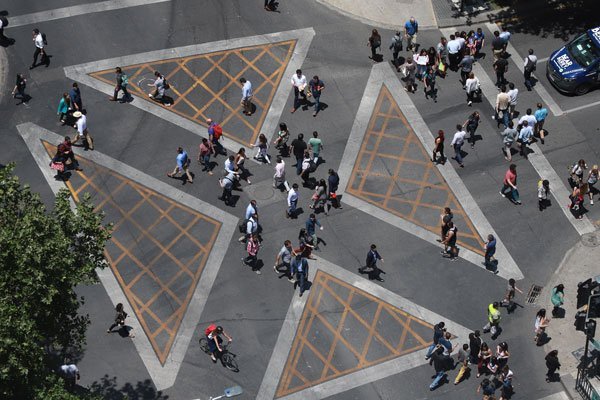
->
<box><xmin>591</xmin><ymin>199</ymin><xmax>594</xmax><ymax>205</ymax></box>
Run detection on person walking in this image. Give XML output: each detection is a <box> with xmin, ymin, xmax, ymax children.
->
<box><xmin>534</xmin><ymin>308</ymin><xmax>551</xmax><ymax>345</ymax></box>
<box><xmin>219</xmin><ymin>171</ymin><xmax>236</xmax><ymax>206</ymax></box>
<box><xmin>524</xmin><ymin>49</ymin><xmax>538</xmax><ymax>91</ymax></box>
<box><xmin>55</xmin><ymin>136</ymin><xmax>82</xmax><ymax>172</ymax></box>
<box><xmin>389</xmin><ymin>31</ymin><xmax>404</xmax><ymax>67</ymax></box>
<box><xmin>291</xmin><ymin>255</ymin><xmax>309</xmax><ymax>296</ymax></box>
<box><xmin>239</xmin><ymin>213</ymin><xmax>258</xmax><ymax>243</ymax></box>
<box><xmin>441</xmin><ymin>221</ymin><xmax>458</xmax><ymax>260</ymax></box>
<box><xmin>517</xmin><ymin>120</ymin><xmax>534</xmax><ymax>158</ymax></box>
<box><xmin>273</xmin><ymin>122</ymin><xmax>290</xmax><ymax>151</ymax></box>
<box><xmin>537</xmin><ymin>179</ymin><xmax>551</xmax><ymax>211</ymax></box>
<box><xmin>109</xmin><ymin>67</ymin><xmax>130</xmax><ymax>102</ymax></box>
<box><xmin>273</xmin><ymin>156</ymin><xmax>290</xmax><ymax>191</ymax></box>
<box><xmin>447</xmin><ymin>34</ymin><xmax>461</xmax><ymax>71</ymax></box>
<box><xmin>242</xmin><ymin>233</ymin><xmax>261</xmax><ymax>274</ymax></box>
<box><xmin>287</xmin><ymin>183</ymin><xmax>299</xmax><ymax>218</ymax></box>
<box><xmin>483</xmin><ymin>234</ymin><xmax>496</xmax><ymax>270</ymax></box>
<box><xmin>401</xmin><ymin>58</ymin><xmax>417</xmax><ymax>93</ymax></box>
<box><xmin>569</xmin><ymin>183</ymin><xmax>586</xmax><ymax>220</ymax></box>
<box><xmin>464</xmin><ymin>111</ymin><xmax>480</xmax><ymax>148</ymax></box>
<box><xmin>106</xmin><ymin>303</ymin><xmax>135</xmax><ymax>337</ymax></box>
<box><xmin>465</xmin><ymin>72</ymin><xmax>480</xmax><ymax>106</ymax></box>
<box><xmin>11</xmin><ymin>73</ymin><xmax>28</xmax><ymax>105</ymax></box>
<box><xmin>305</xmin><ymin>213</ymin><xmax>323</xmax><ymax>250</ymax></box>
<box><xmin>367</xmin><ymin>29</ymin><xmax>382</xmax><ymax>61</ymax></box>
<box><xmin>234</xmin><ymin>148</ymin><xmax>251</xmax><ymax>184</ymax></box>
<box><xmin>423</xmin><ymin>66</ymin><xmax>437</xmax><ymax>102</ymax></box>
<box><xmin>310</xmin><ymin>179</ymin><xmax>327</xmax><ymax>211</ymax></box>
<box><xmin>438</xmin><ymin>207</ymin><xmax>453</xmax><ymax>243</ymax></box>
<box><xmin>551</xmin><ymin>284</ymin><xmax>565</xmax><ymax>317</ymax></box>
<box><xmin>30</xmin><ymin>28</ymin><xmax>48</xmax><ymax>69</ymax></box>
<box><xmin>458</xmin><ymin>52</ymin><xmax>475</xmax><ymax>87</ymax></box>
<box><xmin>429</xmin><ymin>346</ymin><xmax>448</xmax><ymax>391</ymax></box>
<box><xmin>72</xmin><ymin>110</ymin><xmax>94</xmax><ymax>150</ymax></box>
<box><xmin>148</xmin><ymin>71</ymin><xmax>171</xmax><ymax>106</ymax></box>
<box><xmin>425</xmin><ymin>321</ymin><xmax>446</xmax><ymax>359</ymax></box>
<box><xmin>290</xmin><ymin>133</ymin><xmax>307</xmax><ymax>175</ymax></box>
<box><xmin>326</xmin><ymin>169</ymin><xmax>341</xmax><ymax>213</ymax></box>
<box><xmin>534</xmin><ymin>102</ymin><xmax>548</xmax><ymax>144</ymax></box>
<box><xmin>274</xmin><ymin>240</ymin><xmax>295</xmax><ymax>282</ymax></box>
<box><xmin>290</xmin><ymin>69</ymin><xmax>307</xmax><ymax>113</ymax></box>
<box><xmin>545</xmin><ymin>350</ymin><xmax>561</xmax><ymax>382</ymax></box>
<box><xmin>198</xmin><ymin>138</ymin><xmax>215</xmax><ymax>175</ymax></box>
<box><xmin>404</xmin><ymin>17</ymin><xmax>419</xmax><ymax>52</ymax></box>
<box><xmin>496</xmin><ymin>341</ymin><xmax>510</xmax><ymax>370</ymax></box>
<box><xmin>454</xmin><ymin>343</ymin><xmax>470</xmax><ymax>385</ymax></box>
<box><xmin>415</xmin><ymin>49</ymin><xmax>429</xmax><ymax>80</ymax></box>
<box><xmin>587</xmin><ymin>165</ymin><xmax>599</xmax><ymax>205</ymax></box>
<box><xmin>57</xmin><ymin>93</ymin><xmax>70</xmax><ymax>124</ymax></box>
<box><xmin>451</xmin><ymin>124</ymin><xmax>466</xmax><ymax>168</ymax></box>
<box><xmin>308</xmin><ymin>75</ymin><xmax>325</xmax><ymax>117</ymax></box>
<box><xmin>358</xmin><ymin>244</ymin><xmax>385</xmax><ymax>282</ymax></box>
<box><xmin>468</xmin><ymin>330</ymin><xmax>482</xmax><ymax>364</ymax></box>
<box><xmin>252</xmin><ymin>133</ymin><xmax>271</xmax><ymax>164</ymax></box>
<box><xmin>501</xmin><ymin>121</ymin><xmax>517</xmax><ymax>161</ymax></box>
<box><xmin>493</xmin><ymin>55</ymin><xmax>509</xmax><ymax>87</ymax></box>
<box><xmin>436</xmin><ymin>37</ymin><xmax>448</xmax><ymax>77</ymax></box>
<box><xmin>498</xmin><ymin>365</ymin><xmax>514</xmax><ymax>400</ymax></box>
<box><xmin>491</xmin><ymin>30</ymin><xmax>504</xmax><ymax>61</ymax></box>
<box><xmin>59</xmin><ymin>360</ymin><xmax>80</xmax><ymax>391</ymax></box>
<box><xmin>477</xmin><ymin>378</ymin><xmax>496</xmax><ymax>398</ymax></box>
<box><xmin>300</xmin><ymin>150</ymin><xmax>314</xmax><ymax>186</ymax></box>
<box><xmin>69</xmin><ymin>82</ymin><xmax>83</xmax><ymax>112</ymax></box>
<box><xmin>239</xmin><ymin>77</ymin><xmax>253</xmax><ymax>116</ymax></box>
<box><xmin>206</xmin><ymin>118</ymin><xmax>226</xmax><ymax>157</ymax></box>
<box><xmin>431</xmin><ymin>130</ymin><xmax>445</xmax><ymax>164</ymax></box>
<box><xmin>495</xmin><ymin>85</ymin><xmax>510</xmax><ymax>129</ymax></box>
<box><xmin>308</xmin><ymin>131</ymin><xmax>323</xmax><ymax>164</ymax></box>
<box><xmin>500</xmin><ymin>164</ymin><xmax>520</xmax><ymax>204</ymax></box>
<box><xmin>570</xmin><ymin>159</ymin><xmax>588</xmax><ymax>188</ymax></box>
<box><xmin>501</xmin><ymin>278</ymin><xmax>523</xmax><ymax>312</ymax></box>
<box><xmin>167</xmin><ymin>147</ymin><xmax>193</xmax><ymax>183</ymax></box>
<box><xmin>507</xmin><ymin>82</ymin><xmax>518</xmax><ymax>120</ymax></box>
<box><xmin>483</xmin><ymin>302</ymin><xmax>502</xmax><ymax>339</ymax></box>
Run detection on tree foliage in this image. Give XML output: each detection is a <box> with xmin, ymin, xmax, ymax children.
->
<box><xmin>0</xmin><ymin>164</ymin><xmax>111</xmax><ymax>399</ymax></box>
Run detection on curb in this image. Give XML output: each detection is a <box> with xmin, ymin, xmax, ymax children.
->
<box><xmin>0</xmin><ymin>46</ymin><xmax>8</xmax><ymax>103</ymax></box>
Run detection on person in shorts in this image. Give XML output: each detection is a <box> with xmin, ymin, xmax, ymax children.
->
<box><xmin>206</xmin><ymin>325</ymin><xmax>232</xmax><ymax>362</ymax></box>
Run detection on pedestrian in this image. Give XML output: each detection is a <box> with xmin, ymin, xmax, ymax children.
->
<box><xmin>308</xmin><ymin>75</ymin><xmax>325</xmax><ymax>117</ymax></box>
<box><xmin>425</xmin><ymin>321</ymin><xmax>446</xmax><ymax>358</ymax></box>
<box><xmin>290</xmin><ymin>133</ymin><xmax>307</xmax><ymax>175</ymax></box>
<box><xmin>465</xmin><ymin>72</ymin><xmax>480</xmax><ymax>106</ymax></box>
<box><xmin>507</xmin><ymin>83</ymin><xmax>518</xmax><ymax>120</ymax></box>
<box><xmin>273</xmin><ymin>156</ymin><xmax>290</xmax><ymax>191</ymax></box>
<box><xmin>483</xmin><ymin>234</ymin><xmax>497</xmax><ymax>270</ymax></box>
<box><xmin>206</xmin><ymin>118</ymin><xmax>226</xmax><ymax>157</ymax></box>
<box><xmin>587</xmin><ymin>165</ymin><xmax>599</xmax><ymax>205</ymax></box>
<box><xmin>524</xmin><ymin>48</ymin><xmax>538</xmax><ymax>90</ymax></box>
<box><xmin>534</xmin><ymin>308</ymin><xmax>551</xmax><ymax>345</ymax></box>
<box><xmin>545</xmin><ymin>350</ymin><xmax>561</xmax><ymax>382</ymax></box>
<box><xmin>106</xmin><ymin>302</ymin><xmax>135</xmax><ymax>337</ymax></box>
<box><xmin>291</xmin><ymin>254</ymin><xmax>309</xmax><ymax>296</ymax></box>
<box><xmin>252</xmin><ymin>133</ymin><xmax>271</xmax><ymax>164</ymax></box>
<box><xmin>501</xmin><ymin>121</ymin><xmax>516</xmax><ymax>161</ymax></box>
<box><xmin>436</xmin><ymin>37</ymin><xmax>448</xmax><ymax>77</ymax></box>
<box><xmin>30</xmin><ymin>28</ymin><xmax>48</xmax><ymax>69</ymax></box>
<box><xmin>477</xmin><ymin>378</ymin><xmax>495</xmax><ymax>398</ymax></box>
<box><xmin>569</xmin><ymin>183</ymin><xmax>586</xmax><ymax>220</ymax></box>
<box><xmin>454</xmin><ymin>343</ymin><xmax>470</xmax><ymax>385</ymax></box>
<box><xmin>273</xmin><ymin>122</ymin><xmax>290</xmax><ymax>152</ymax></box>
<box><xmin>423</xmin><ymin>66</ymin><xmax>437</xmax><ymax>102</ymax></box>
<box><xmin>148</xmin><ymin>71</ymin><xmax>171</xmax><ymax>106</ymax></box>
<box><xmin>401</xmin><ymin>58</ymin><xmax>417</xmax><ymax>92</ymax></box>
<box><xmin>570</xmin><ymin>159</ymin><xmax>588</xmax><ymax>188</ymax></box>
<box><xmin>0</xmin><ymin>14</ymin><xmax>6</xmax><ymax>41</ymax></box>
<box><xmin>538</xmin><ymin>179</ymin><xmax>550</xmax><ymax>211</ymax></box>
<box><xmin>305</xmin><ymin>213</ymin><xmax>323</xmax><ymax>250</ymax></box>
<box><xmin>239</xmin><ymin>77</ymin><xmax>253</xmax><ymax>116</ymax></box>
<box><xmin>109</xmin><ymin>67</ymin><xmax>130</xmax><ymax>102</ymax></box>
<box><xmin>501</xmin><ymin>278</ymin><xmax>523</xmax><ymax>312</ymax></box>
<box><xmin>493</xmin><ymin>56</ymin><xmax>509</xmax><ymax>87</ymax></box>
<box><xmin>437</xmin><ymin>207</ymin><xmax>453</xmax><ymax>242</ymax></box>
<box><xmin>499</xmin><ymin>25</ymin><xmax>511</xmax><ymax>45</ymax></box>
<box><xmin>447</xmin><ymin>34</ymin><xmax>461</xmax><ymax>71</ymax></box>
<box><xmin>483</xmin><ymin>302</ymin><xmax>501</xmax><ymax>338</ymax></box>
<box><xmin>534</xmin><ymin>103</ymin><xmax>548</xmax><ymax>144</ymax></box>
<box><xmin>451</xmin><ymin>124</ymin><xmax>466</xmax><ymax>168</ymax></box>
<box><xmin>358</xmin><ymin>244</ymin><xmax>385</xmax><ymax>282</ymax></box>
<box><xmin>438</xmin><ymin>331</ymin><xmax>456</xmax><ymax>358</ymax></box>
<box><xmin>296</xmin><ymin>228</ymin><xmax>316</xmax><ymax>260</ymax></box>
<box><xmin>198</xmin><ymin>138</ymin><xmax>215</xmax><ymax>175</ymax></box>
<box><xmin>476</xmin><ymin>342</ymin><xmax>492</xmax><ymax>377</ymax></box>
<box><xmin>551</xmin><ymin>284</ymin><xmax>565</xmax><ymax>317</ymax></box>
<box><xmin>500</xmin><ymin>164</ymin><xmax>520</xmax><ymax>204</ymax></box>
<box><xmin>496</xmin><ymin>341</ymin><xmax>510</xmax><ymax>370</ymax></box>
<box><xmin>287</xmin><ymin>183</ymin><xmax>299</xmax><ymax>218</ymax></box>
<box><xmin>367</xmin><ymin>29</ymin><xmax>382</xmax><ymax>61</ymax></box>
<box><xmin>57</xmin><ymin>93</ymin><xmax>70</xmax><ymax>124</ymax></box>
<box><xmin>290</xmin><ymin>69</ymin><xmax>307</xmax><ymax>113</ymax></box>
<box><xmin>238</xmin><ymin>213</ymin><xmax>258</xmax><ymax>243</ymax></box>
<box><xmin>59</xmin><ymin>360</ymin><xmax>80</xmax><ymax>391</ymax></box>
<box><xmin>167</xmin><ymin>147</ymin><xmax>193</xmax><ymax>183</ymax></box>
<box><xmin>498</xmin><ymin>365</ymin><xmax>514</xmax><ymax>400</ymax></box>
<box><xmin>474</xmin><ymin>27</ymin><xmax>485</xmax><ymax>56</ymax></box>
<box><xmin>464</xmin><ymin>111</ymin><xmax>480</xmax><ymax>148</ymax></box>
<box><xmin>310</xmin><ymin>179</ymin><xmax>327</xmax><ymax>211</ymax></box>
<box><xmin>404</xmin><ymin>17</ymin><xmax>419</xmax><ymax>52</ymax></box>
<box><xmin>415</xmin><ymin>49</ymin><xmax>429</xmax><ymax>80</ymax></box>
<box><xmin>55</xmin><ymin>136</ymin><xmax>82</xmax><ymax>172</ymax></box>
<box><xmin>234</xmin><ymin>148</ymin><xmax>251</xmax><ymax>184</ymax></box>
<box><xmin>431</xmin><ymin>130</ymin><xmax>445</xmax><ymax>164</ymax></box>
<box><xmin>469</xmin><ymin>330</ymin><xmax>482</xmax><ymax>364</ymax></box>
<box><xmin>274</xmin><ymin>240</ymin><xmax>295</xmax><ymax>282</ymax></box>
<box><xmin>517</xmin><ymin>120</ymin><xmax>534</xmax><ymax>157</ymax></box>
<box><xmin>518</xmin><ymin>108</ymin><xmax>537</xmax><ymax>132</ymax></box>
<box><xmin>11</xmin><ymin>73</ymin><xmax>28</xmax><ymax>104</ymax></box>
<box><xmin>326</xmin><ymin>169</ymin><xmax>340</xmax><ymax>213</ymax></box>
<box><xmin>72</xmin><ymin>110</ymin><xmax>94</xmax><ymax>150</ymax></box>
<box><xmin>219</xmin><ymin>171</ymin><xmax>236</xmax><ymax>206</ymax></box>
<box><xmin>308</xmin><ymin>131</ymin><xmax>323</xmax><ymax>164</ymax></box>
<box><xmin>495</xmin><ymin>85</ymin><xmax>510</xmax><ymax>128</ymax></box>
<box><xmin>389</xmin><ymin>31</ymin><xmax>404</xmax><ymax>67</ymax></box>
<box><xmin>429</xmin><ymin>346</ymin><xmax>447</xmax><ymax>391</ymax></box>
<box><xmin>300</xmin><ymin>150</ymin><xmax>314</xmax><ymax>186</ymax></box>
<box><xmin>458</xmin><ymin>52</ymin><xmax>475</xmax><ymax>87</ymax></box>
<box><xmin>491</xmin><ymin>30</ymin><xmax>504</xmax><ymax>62</ymax></box>
<box><xmin>242</xmin><ymin>233</ymin><xmax>261</xmax><ymax>274</ymax></box>
<box><xmin>466</xmin><ymin>30</ymin><xmax>477</xmax><ymax>56</ymax></box>
<box><xmin>264</xmin><ymin>0</ymin><xmax>276</xmax><ymax>11</ymax></box>
<box><xmin>441</xmin><ymin>221</ymin><xmax>458</xmax><ymax>260</ymax></box>
<box><xmin>69</xmin><ymin>82</ymin><xmax>82</xmax><ymax>111</ymax></box>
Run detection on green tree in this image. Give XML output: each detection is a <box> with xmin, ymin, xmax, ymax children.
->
<box><xmin>0</xmin><ymin>164</ymin><xmax>111</xmax><ymax>399</ymax></box>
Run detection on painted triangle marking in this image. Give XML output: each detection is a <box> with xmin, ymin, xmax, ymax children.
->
<box><xmin>17</xmin><ymin>123</ymin><xmax>238</xmax><ymax>390</ymax></box>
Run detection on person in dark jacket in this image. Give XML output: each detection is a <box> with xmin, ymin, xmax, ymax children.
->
<box><xmin>545</xmin><ymin>350</ymin><xmax>560</xmax><ymax>382</ymax></box>
<box><xmin>426</xmin><ymin>321</ymin><xmax>446</xmax><ymax>359</ymax></box>
<box><xmin>429</xmin><ymin>346</ymin><xmax>447</xmax><ymax>390</ymax></box>
<box><xmin>468</xmin><ymin>329</ymin><xmax>482</xmax><ymax>364</ymax></box>
<box><xmin>358</xmin><ymin>244</ymin><xmax>384</xmax><ymax>282</ymax></box>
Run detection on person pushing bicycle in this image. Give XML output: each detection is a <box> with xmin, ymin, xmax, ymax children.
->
<box><xmin>206</xmin><ymin>325</ymin><xmax>233</xmax><ymax>363</ymax></box>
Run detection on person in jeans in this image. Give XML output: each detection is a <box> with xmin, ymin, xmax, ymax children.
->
<box><xmin>429</xmin><ymin>346</ymin><xmax>447</xmax><ymax>391</ymax></box>
<box><xmin>290</xmin><ymin>69</ymin><xmax>307</xmax><ymax>113</ymax></box>
<box><xmin>242</xmin><ymin>233</ymin><xmax>261</xmax><ymax>274</ymax></box>
<box><xmin>500</xmin><ymin>164</ymin><xmax>520</xmax><ymax>204</ymax></box>
<box><xmin>305</xmin><ymin>213</ymin><xmax>323</xmax><ymax>250</ymax></box>
<box><xmin>501</xmin><ymin>121</ymin><xmax>517</xmax><ymax>161</ymax></box>
<box><xmin>291</xmin><ymin>255</ymin><xmax>309</xmax><ymax>297</ymax></box>
<box><xmin>451</xmin><ymin>124</ymin><xmax>466</xmax><ymax>168</ymax></box>
<box><xmin>308</xmin><ymin>75</ymin><xmax>324</xmax><ymax>117</ymax></box>
<box><xmin>495</xmin><ymin>85</ymin><xmax>510</xmax><ymax>128</ymax></box>
<box><xmin>425</xmin><ymin>321</ymin><xmax>446</xmax><ymax>359</ymax></box>
<box><xmin>287</xmin><ymin>183</ymin><xmax>299</xmax><ymax>218</ymax></box>
<box><xmin>274</xmin><ymin>240</ymin><xmax>295</xmax><ymax>282</ymax></box>
<box><xmin>464</xmin><ymin>111</ymin><xmax>480</xmax><ymax>148</ymax></box>
<box><xmin>464</xmin><ymin>72</ymin><xmax>479</xmax><ymax>106</ymax></box>
<box><xmin>483</xmin><ymin>234</ymin><xmax>496</xmax><ymax>270</ymax></box>
<box><xmin>198</xmin><ymin>138</ymin><xmax>214</xmax><ymax>175</ymax></box>
<box><xmin>109</xmin><ymin>67</ymin><xmax>130</xmax><ymax>102</ymax></box>
<box><xmin>239</xmin><ymin>77</ymin><xmax>253</xmax><ymax>116</ymax></box>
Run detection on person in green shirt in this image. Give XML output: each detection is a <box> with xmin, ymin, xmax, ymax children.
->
<box><xmin>308</xmin><ymin>131</ymin><xmax>323</xmax><ymax>164</ymax></box>
<box><xmin>551</xmin><ymin>284</ymin><xmax>564</xmax><ymax>317</ymax></box>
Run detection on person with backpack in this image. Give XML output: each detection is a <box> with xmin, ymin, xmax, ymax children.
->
<box><xmin>110</xmin><ymin>67</ymin><xmax>130</xmax><ymax>102</ymax></box>
<box><xmin>524</xmin><ymin>49</ymin><xmax>538</xmax><ymax>91</ymax></box>
<box><xmin>569</xmin><ymin>159</ymin><xmax>587</xmax><ymax>188</ymax></box>
<box><xmin>204</xmin><ymin>325</ymin><xmax>232</xmax><ymax>362</ymax></box>
<box><xmin>389</xmin><ymin>31</ymin><xmax>403</xmax><ymax>66</ymax></box>
<box><xmin>367</xmin><ymin>29</ymin><xmax>382</xmax><ymax>61</ymax></box>
<box><xmin>206</xmin><ymin>118</ymin><xmax>226</xmax><ymax>156</ymax></box>
<box><xmin>30</xmin><ymin>28</ymin><xmax>48</xmax><ymax>69</ymax></box>
<box><xmin>538</xmin><ymin>179</ymin><xmax>550</xmax><ymax>211</ymax></box>
<box><xmin>441</xmin><ymin>221</ymin><xmax>458</xmax><ymax>261</ymax></box>
<box><xmin>149</xmin><ymin>71</ymin><xmax>170</xmax><ymax>106</ymax></box>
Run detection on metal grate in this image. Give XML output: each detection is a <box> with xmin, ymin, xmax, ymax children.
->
<box><xmin>526</xmin><ymin>285</ymin><xmax>544</xmax><ymax>304</ymax></box>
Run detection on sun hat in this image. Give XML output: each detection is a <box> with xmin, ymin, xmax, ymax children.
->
<box><xmin>73</xmin><ymin>111</ymin><xmax>82</xmax><ymax>118</ymax></box>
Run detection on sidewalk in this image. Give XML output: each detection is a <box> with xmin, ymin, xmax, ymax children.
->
<box><xmin>542</xmin><ymin>228</ymin><xmax>600</xmax><ymax>399</ymax></box>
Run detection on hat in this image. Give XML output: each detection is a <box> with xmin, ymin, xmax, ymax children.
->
<box><xmin>73</xmin><ymin>111</ymin><xmax>82</xmax><ymax>118</ymax></box>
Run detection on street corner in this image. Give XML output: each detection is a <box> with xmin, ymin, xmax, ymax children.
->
<box><xmin>257</xmin><ymin>258</ymin><xmax>471</xmax><ymax>400</ymax></box>
<box><xmin>64</xmin><ymin>28</ymin><xmax>315</xmax><ymax>149</ymax></box>
<box><xmin>17</xmin><ymin>123</ymin><xmax>238</xmax><ymax>390</ymax></box>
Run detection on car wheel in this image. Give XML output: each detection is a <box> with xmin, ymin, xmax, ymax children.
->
<box><xmin>575</xmin><ymin>84</ymin><xmax>591</xmax><ymax>96</ymax></box>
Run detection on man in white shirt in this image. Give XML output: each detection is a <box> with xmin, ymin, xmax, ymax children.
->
<box><xmin>273</xmin><ymin>156</ymin><xmax>290</xmax><ymax>191</ymax></box>
<box><xmin>30</xmin><ymin>28</ymin><xmax>47</xmax><ymax>69</ymax></box>
<box><xmin>287</xmin><ymin>183</ymin><xmax>299</xmax><ymax>218</ymax></box>
<box><xmin>507</xmin><ymin>83</ymin><xmax>519</xmax><ymax>119</ymax></box>
<box><xmin>523</xmin><ymin>48</ymin><xmax>538</xmax><ymax>91</ymax></box>
<box><xmin>72</xmin><ymin>110</ymin><xmax>94</xmax><ymax>150</ymax></box>
<box><xmin>451</xmin><ymin>124</ymin><xmax>467</xmax><ymax>168</ymax></box>
<box><xmin>518</xmin><ymin>108</ymin><xmax>537</xmax><ymax>129</ymax></box>
<box><xmin>60</xmin><ymin>362</ymin><xmax>80</xmax><ymax>389</ymax></box>
<box><xmin>495</xmin><ymin>85</ymin><xmax>510</xmax><ymax>129</ymax></box>
<box><xmin>290</xmin><ymin>69</ymin><xmax>307</xmax><ymax>113</ymax></box>
<box><xmin>245</xmin><ymin>200</ymin><xmax>258</xmax><ymax>220</ymax></box>
<box><xmin>446</xmin><ymin>34</ymin><xmax>462</xmax><ymax>71</ymax></box>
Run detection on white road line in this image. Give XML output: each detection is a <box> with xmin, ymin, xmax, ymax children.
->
<box><xmin>442</xmin><ymin>28</ymin><xmax>596</xmax><ymax>236</ymax></box>
<box><xmin>538</xmin><ymin>57</ymin><xmax>549</xmax><ymax>63</ymax></box>
<box><xmin>563</xmin><ymin>99</ymin><xmax>600</xmax><ymax>114</ymax></box>
<box><xmin>5</xmin><ymin>0</ymin><xmax>170</xmax><ymax>28</ymax></box>
<box><xmin>536</xmin><ymin>392</ymin><xmax>570</xmax><ymax>400</ymax></box>
<box><xmin>485</xmin><ymin>23</ymin><xmax>564</xmax><ymax>116</ymax></box>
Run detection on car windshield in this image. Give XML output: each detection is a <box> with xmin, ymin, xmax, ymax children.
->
<box><xmin>567</xmin><ymin>33</ymin><xmax>600</xmax><ymax>68</ymax></box>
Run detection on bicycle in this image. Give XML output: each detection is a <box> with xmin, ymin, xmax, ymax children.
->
<box><xmin>199</xmin><ymin>337</ymin><xmax>239</xmax><ymax>372</ymax></box>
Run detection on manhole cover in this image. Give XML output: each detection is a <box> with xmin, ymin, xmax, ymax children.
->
<box><xmin>526</xmin><ymin>285</ymin><xmax>543</xmax><ymax>304</ymax></box>
<box><xmin>582</xmin><ymin>232</ymin><xmax>600</xmax><ymax>248</ymax></box>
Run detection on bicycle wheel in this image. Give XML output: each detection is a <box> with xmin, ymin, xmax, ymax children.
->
<box><xmin>198</xmin><ymin>338</ymin><xmax>209</xmax><ymax>353</ymax></box>
<box><xmin>221</xmin><ymin>353</ymin><xmax>239</xmax><ymax>372</ymax></box>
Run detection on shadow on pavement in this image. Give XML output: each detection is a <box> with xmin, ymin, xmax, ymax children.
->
<box><xmin>87</xmin><ymin>375</ymin><xmax>169</xmax><ymax>400</ymax></box>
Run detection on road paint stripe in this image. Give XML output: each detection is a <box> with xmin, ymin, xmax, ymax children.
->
<box><xmin>537</xmin><ymin>392</ymin><xmax>570</xmax><ymax>400</ymax></box>
<box><xmin>484</xmin><ymin>23</ymin><xmax>564</xmax><ymax>116</ymax></box>
<box><xmin>538</xmin><ymin>57</ymin><xmax>549</xmax><ymax>63</ymax></box>
<box><xmin>5</xmin><ymin>0</ymin><xmax>171</xmax><ymax>28</ymax></box>
<box><xmin>563</xmin><ymin>99</ymin><xmax>600</xmax><ymax>114</ymax></box>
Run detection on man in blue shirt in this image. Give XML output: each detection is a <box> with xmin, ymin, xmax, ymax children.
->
<box><xmin>484</xmin><ymin>234</ymin><xmax>497</xmax><ymax>271</ymax></box>
<box><xmin>305</xmin><ymin>214</ymin><xmax>323</xmax><ymax>250</ymax></box>
<box><xmin>291</xmin><ymin>255</ymin><xmax>309</xmax><ymax>297</ymax></box>
<box><xmin>534</xmin><ymin>102</ymin><xmax>548</xmax><ymax>144</ymax></box>
<box><xmin>240</xmin><ymin>77</ymin><xmax>253</xmax><ymax>116</ymax></box>
<box><xmin>167</xmin><ymin>147</ymin><xmax>193</xmax><ymax>183</ymax></box>
<box><xmin>404</xmin><ymin>17</ymin><xmax>419</xmax><ymax>51</ymax></box>
<box><xmin>518</xmin><ymin>120</ymin><xmax>533</xmax><ymax>157</ymax></box>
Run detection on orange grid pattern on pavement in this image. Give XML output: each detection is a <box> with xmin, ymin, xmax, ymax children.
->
<box><xmin>43</xmin><ymin>141</ymin><xmax>221</xmax><ymax>365</ymax></box>
<box><xmin>89</xmin><ymin>40</ymin><xmax>296</xmax><ymax>146</ymax></box>
<box><xmin>276</xmin><ymin>271</ymin><xmax>432</xmax><ymax>398</ymax></box>
<box><xmin>346</xmin><ymin>86</ymin><xmax>485</xmax><ymax>255</ymax></box>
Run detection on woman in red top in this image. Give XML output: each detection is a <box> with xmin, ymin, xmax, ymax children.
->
<box><xmin>431</xmin><ymin>130</ymin><xmax>445</xmax><ymax>164</ymax></box>
<box><xmin>569</xmin><ymin>183</ymin><xmax>586</xmax><ymax>219</ymax></box>
<box><xmin>500</xmin><ymin>164</ymin><xmax>521</xmax><ymax>204</ymax></box>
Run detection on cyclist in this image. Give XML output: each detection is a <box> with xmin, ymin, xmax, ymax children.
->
<box><xmin>206</xmin><ymin>325</ymin><xmax>233</xmax><ymax>363</ymax></box>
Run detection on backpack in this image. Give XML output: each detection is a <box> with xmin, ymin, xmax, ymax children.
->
<box><xmin>238</xmin><ymin>218</ymin><xmax>249</xmax><ymax>233</ymax></box>
<box><xmin>213</xmin><ymin>124</ymin><xmax>223</xmax><ymax>140</ymax></box>
<box><xmin>391</xmin><ymin>35</ymin><xmax>403</xmax><ymax>51</ymax></box>
<box><xmin>163</xmin><ymin>78</ymin><xmax>170</xmax><ymax>90</ymax></box>
<box><xmin>41</xmin><ymin>32</ymin><xmax>48</xmax><ymax>45</ymax></box>
<box><xmin>121</xmin><ymin>74</ymin><xmax>129</xmax><ymax>86</ymax></box>
<box><xmin>205</xmin><ymin>324</ymin><xmax>217</xmax><ymax>336</ymax></box>
<box><xmin>525</xmin><ymin>56</ymin><xmax>536</xmax><ymax>72</ymax></box>
<box><xmin>0</xmin><ymin>16</ymin><xmax>9</xmax><ymax>27</ymax></box>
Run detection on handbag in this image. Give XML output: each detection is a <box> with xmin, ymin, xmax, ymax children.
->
<box><xmin>438</xmin><ymin>62</ymin><xmax>446</xmax><ymax>73</ymax></box>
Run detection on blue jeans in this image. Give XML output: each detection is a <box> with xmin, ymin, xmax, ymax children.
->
<box><xmin>201</xmin><ymin>154</ymin><xmax>211</xmax><ymax>170</ymax></box>
<box><xmin>497</xmin><ymin>109</ymin><xmax>509</xmax><ymax>127</ymax></box>
<box><xmin>453</xmin><ymin>143</ymin><xmax>463</xmax><ymax>164</ymax></box>
<box><xmin>426</xmin><ymin>343</ymin><xmax>436</xmax><ymax>358</ymax></box>
<box><xmin>295</xmin><ymin>155</ymin><xmax>303</xmax><ymax>175</ymax></box>
<box><xmin>288</xmin><ymin>200</ymin><xmax>297</xmax><ymax>217</ymax></box>
<box><xmin>296</xmin><ymin>270</ymin><xmax>307</xmax><ymax>294</ymax></box>
<box><xmin>313</xmin><ymin>95</ymin><xmax>320</xmax><ymax>113</ymax></box>
<box><xmin>430</xmin><ymin>371</ymin><xmax>446</xmax><ymax>390</ymax></box>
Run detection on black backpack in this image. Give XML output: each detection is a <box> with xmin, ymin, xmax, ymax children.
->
<box><xmin>0</xmin><ymin>16</ymin><xmax>9</xmax><ymax>27</ymax></box>
<box><xmin>41</xmin><ymin>32</ymin><xmax>48</xmax><ymax>45</ymax></box>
